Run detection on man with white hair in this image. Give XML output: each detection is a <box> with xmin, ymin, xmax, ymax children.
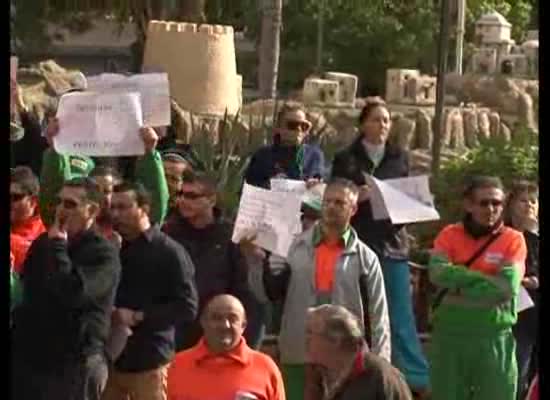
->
<box><xmin>306</xmin><ymin>304</ymin><xmax>412</xmax><ymax>400</ymax></box>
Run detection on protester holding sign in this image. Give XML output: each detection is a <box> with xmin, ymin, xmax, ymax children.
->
<box><xmin>244</xmin><ymin>104</ymin><xmax>325</xmax><ymax>189</ymax></box>
<box><xmin>428</xmin><ymin>176</ymin><xmax>527</xmax><ymax>400</ymax></box>
<box><xmin>331</xmin><ymin>97</ymin><xmax>430</xmax><ymax>397</ymax></box>
<box><xmin>41</xmin><ymin>117</ymin><xmax>170</xmax><ymax>227</ymax></box>
<box><xmin>242</xmin><ymin>179</ymin><xmax>390</xmax><ymax>400</ymax></box>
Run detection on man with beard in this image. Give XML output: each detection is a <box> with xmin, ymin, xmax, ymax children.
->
<box><xmin>428</xmin><ymin>176</ymin><xmax>527</xmax><ymax>400</ymax></box>
<box><xmin>167</xmin><ymin>295</ymin><xmax>285</xmax><ymax>400</ymax></box>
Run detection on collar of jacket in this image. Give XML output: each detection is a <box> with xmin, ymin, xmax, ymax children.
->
<box><xmin>350</xmin><ymin>135</ymin><xmax>403</xmax><ymax>171</ymax></box>
<box><xmin>312</xmin><ymin>224</ymin><xmax>352</xmax><ymax>248</ymax></box>
<box><xmin>194</xmin><ymin>337</ymin><xmax>250</xmax><ymax>367</ymax></box>
<box><xmin>297</xmin><ymin>223</ymin><xmax>360</xmax><ymax>254</ymax></box>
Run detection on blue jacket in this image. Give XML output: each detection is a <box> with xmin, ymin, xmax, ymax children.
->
<box><xmin>244</xmin><ymin>143</ymin><xmax>325</xmax><ymax>189</ymax></box>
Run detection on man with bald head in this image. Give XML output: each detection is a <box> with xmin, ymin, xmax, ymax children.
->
<box><xmin>167</xmin><ymin>295</ymin><xmax>285</xmax><ymax>400</ymax></box>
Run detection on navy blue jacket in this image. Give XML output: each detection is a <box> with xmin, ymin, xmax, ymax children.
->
<box><xmin>244</xmin><ymin>143</ymin><xmax>325</xmax><ymax>189</ymax></box>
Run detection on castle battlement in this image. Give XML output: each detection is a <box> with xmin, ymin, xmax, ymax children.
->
<box><xmin>143</xmin><ymin>20</ymin><xmax>241</xmax><ymax>116</ymax></box>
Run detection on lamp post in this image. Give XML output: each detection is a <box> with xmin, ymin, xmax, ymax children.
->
<box><xmin>455</xmin><ymin>0</ymin><xmax>466</xmax><ymax>74</ymax></box>
<box><xmin>432</xmin><ymin>0</ymin><xmax>452</xmax><ymax>176</ymax></box>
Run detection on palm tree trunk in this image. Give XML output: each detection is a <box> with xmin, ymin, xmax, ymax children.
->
<box><xmin>258</xmin><ymin>0</ymin><xmax>282</xmax><ymax>99</ymax></box>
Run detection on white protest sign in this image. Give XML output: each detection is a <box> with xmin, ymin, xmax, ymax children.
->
<box><xmin>366</xmin><ymin>175</ymin><xmax>440</xmax><ymax>224</ymax></box>
<box><xmin>517</xmin><ymin>286</ymin><xmax>534</xmax><ymax>312</ymax></box>
<box><xmin>270</xmin><ymin>178</ymin><xmax>307</xmax><ymax>194</ymax></box>
<box><xmin>54</xmin><ymin>92</ymin><xmax>144</xmax><ymax>156</ymax></box>
<box><xmin>232</xmin><ymin>183</ymin><xmax>303</xmax><ymax>257</ymax></box>
<box><xmin>87</xmin><ymin>73</ymin><xmax>170</xmax><ymax>127</ymax></box>
<box><xmin>270</xmin><ymin>179</ymin><xmax>326</xmax><ymax>206</ymax></box>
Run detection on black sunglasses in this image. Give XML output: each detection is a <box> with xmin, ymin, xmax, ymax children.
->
<box><xmin>177</xmin><ymin>190</ymin><xmax>207</xmax><ymax>200</ymax></box>
<box><xmin>477</xmin><ymin>199</ymin><xmax>503</xmax><ymax>207</ymax></box>
<box><xmin>285</xmin><ymin>120</ymin><xmax>310</xmax><ymax>131</ymax></box>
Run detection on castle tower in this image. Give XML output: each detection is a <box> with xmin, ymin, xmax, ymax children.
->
<box><xmin>143</xmin><ymin>21</ymin><xmax>241</xmax><ymax>116</ymax></box>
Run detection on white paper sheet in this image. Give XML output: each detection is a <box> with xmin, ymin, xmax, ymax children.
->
<box><xmin>232</xmin><ymin>183</ymin><xmax>303</xmax><ymax>257</ymax></box>
<box><xmin>365</xmin><ymin>175</ymin><xmax>440</xmax><ymax>224</ymax></box>
<box><xmin>270</xmin><ymin>178</ymin><xmax>307</xmax><ymax>194</ymax></box>
<box><xmin>517</xmin><ymin>286</ymin><xmax>534</xmax><ymax>312</ymax></box>
<box><xmin>87</xmin><ymin>72</ymin><xmax>171</xmax><ymax>127</ymax></box>
<box><xmin>54</xmin><ymin>91</ymin><xmax>144</xmax><ymax>156</ymax></box>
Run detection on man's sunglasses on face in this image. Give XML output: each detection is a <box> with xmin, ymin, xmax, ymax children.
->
<box><xmin>285</xmin><ymin>120</ymin><xmax>311</xmax><ymax>131</ymax></box>
<box><xmin>177</xmin><ymin>190</ymin><xmax>207</xmax><ymax>200</ymax></box>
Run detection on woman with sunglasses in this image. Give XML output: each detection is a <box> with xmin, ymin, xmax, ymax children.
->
<box><xmin>244</xmin><ymin>104</ymin><xmax>325</xmax><ymax>189</ymax></box>
<box><xmin>504</xmin><ymin>181</ymin><xmax>539</xmax><ymax>400</ymax></box>
<box><xmin>331</xmin><ymin>98</ymin><xmax>430</xmax><ymax>397</ymax></box>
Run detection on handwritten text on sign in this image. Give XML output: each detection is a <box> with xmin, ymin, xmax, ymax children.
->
<box><xmin>232</xmin><ymin>183</ymin><xmax>302</xmax><ymax>257</ymax></box>
<box><xmin>87</xmin><ymin>73</ymin><xmax>170</xmax><ymax>127</ymax></box>
<box><xmin>54</xmin><ymin>92</ymin><xmax>144</xmax><ymax>157</ymax></box>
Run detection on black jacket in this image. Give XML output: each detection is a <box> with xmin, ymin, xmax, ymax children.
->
<box><xmin>12</xmin><ymin>230</ymin><xmax>121</xmax><ymax>371</ymax></box>
<box><xmin>330</xmin><ymin>347</ymin><xmax>412</xmax><ymax>400</ymax></box>
<box><xmin>244</xmin><ymin>143</ymin><xmax>325</xmax><ymax>189</ymax></box>
<box><xmin>332</xmin><ymin>138</ymin><xmax>410</xmax><ymax>259</ymax></box>
<box><xmin>162</xmin><ymin>211</ymin><xmax>263</xmax><ymax>349</ymax></box>
<box><xmin>114</xmin><ymin>225</ymin><xmax>198</xmax><ymax>372</ymax></box>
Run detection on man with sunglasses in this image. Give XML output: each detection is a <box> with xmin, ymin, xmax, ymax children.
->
<box><xmin>428</xmin><ymin>176</ymin><xmax>527</xmax><ymax>400</ymax></box>
<box><xmin>162</xmin><ymin>171</ymin><xmax>262</xmax><ymax>351</ymax></box>
<box><xmin>12</xmin><ymin>177</ymin><xmax>121</xmax><ymax>400</ymax></box>
<box><xmin>10</xmin><ymin>166</ymin><xmax>46</xmax><ymax>273</ymax></box>
<box><xmin>244</xmin><ymin>104</ymin><xmax>325</xmax><ymax>189</ymax></box>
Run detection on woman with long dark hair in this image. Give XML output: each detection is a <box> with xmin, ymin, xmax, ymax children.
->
<box><xmin>331</xmin><ymin>98</ymin><xmax>430</xmax><ymax>397</ymax></box>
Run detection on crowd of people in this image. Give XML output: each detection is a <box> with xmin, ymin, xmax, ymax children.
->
<box><xmin>10</xmin><ymin>79</ymin><xmax>539</xmax><ymax>400</ymax></box>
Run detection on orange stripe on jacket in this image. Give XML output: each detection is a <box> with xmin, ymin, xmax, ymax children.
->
<box><xmin>433</xmin><ymin>224</ymin><xmax>526</xmax><ymax>276</ymax></box>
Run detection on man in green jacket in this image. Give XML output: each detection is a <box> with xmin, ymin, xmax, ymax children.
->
<box><xmin>40</xmin><ymin>118</ymin><xmax>169</xmax><ymax>227</ymax></box>
<box><xmin>428</xmin><ymin>176</ymin><xmax>527</xmax><ymax>400</ymax></box>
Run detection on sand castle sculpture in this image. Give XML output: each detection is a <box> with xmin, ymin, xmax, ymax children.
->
<box><xmin>143</xmin><ymin>20</ymin><xmax>242</xmax><ymax>116</ymax></box>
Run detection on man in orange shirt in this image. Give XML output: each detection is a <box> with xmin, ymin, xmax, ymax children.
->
<box><xmin>428</xmin><ymin>176</ymin><xmax>527</xmax><ymax>400</ymax></box>
<box><xmin>167</xmin><ymin>294</ymin><xmax>285</xmax><ymax>400</ymax></box>
<box><xmin>10</xmin><ymin>166</ymin><xmax>46</xmax><ymax>272</ymax></box>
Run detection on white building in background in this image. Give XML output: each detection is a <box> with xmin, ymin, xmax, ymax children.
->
<box><xmin>470</xmin><ymin>11</ymin><xmax>538</xmax><ymax>77</ymax></box>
